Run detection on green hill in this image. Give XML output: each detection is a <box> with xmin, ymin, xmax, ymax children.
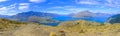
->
<box><xmin>107</xmin><ymin>14</ymin><xmax>120</xmax><ymax>24</ymax></box>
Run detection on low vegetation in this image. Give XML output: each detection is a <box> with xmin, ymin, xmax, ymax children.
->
<box><xmin>0</xmin><ymin>18</ymin><xmax>27</xmax><ymax>31</ymax></box>
<box><xmin>1</xmin><ymin>18</ymin><xmax>120</xmax><ymax>36</ymax></box>
<box><xmin>56</xmin><ymin>20</ymin><xmax>120</xmax><ymax>36</ymax></box>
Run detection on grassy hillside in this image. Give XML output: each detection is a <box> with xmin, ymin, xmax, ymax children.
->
<box><xmin>0</xmin><ymin>18</ymin><xmax>27</xmax><ymax>31</ymax></box>
<box><xmin>1</xmin><ymin>19</ymin><xmax>120</xmax><ymax>36</ymax></box>
<box><xmin>12</xmin><ymin>20</ymin><xmax>120</xmax><ymax>36</ymax></box>
<box><xmin>57</xmin><ymin>20</ymin><xmax>120</xmax><ymax>36</ymax></box>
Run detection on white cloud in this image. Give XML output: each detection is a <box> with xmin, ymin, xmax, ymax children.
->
<box><xmin>0</xmin><ymin>7</ymin><xmax>7</xmax><ymax>12</ymax></box>
<box><xmin>105</xmin><ymin>0</ymin><xmax>120</xmax><ymax>7</ymax></box>
<box><xmin>18</xmin><ymin>3</ymin><xmax>30</xmax><ymax>10</ymax></box>
<box><xmin>47</xmin><ymin>6</ymin><xmax>88</xmax><ymax>14</ymax></box>
<box><xmin>0</xmin><ymin>0</ymin><xmax>7</xmax><ymax>2</ymax></box>
<box><xmin>0</xmin><ymin>3</ymin><xmax>17</xmax><ymax>12</ymax></box>
<box><xmin>75</xmin><ymin>0</ymin><xmax>120</xmax><ymax>8</ymax></box>
<box><xmin>29</xmin><ymin>0</ymin><xmax>46</xmax><ymax>3</ymax></box>
<box><xmin>0</xmin><ymin>3</ymin><xmax>18</xmax><ymax>15</ymax></box>
<box><xmin>78</xmin><ymin>1</ymin><xmax>97</xmax><ymax>5</ymax></box>
<box><xmin>0</xmin><ymin>7</ymin><xmax>16</xmax><ymax>15</ymax></box>
<box><xmin>75</xmin><ymin>0</ymin><xmax>100</xmax><ymax>5</ymax></box>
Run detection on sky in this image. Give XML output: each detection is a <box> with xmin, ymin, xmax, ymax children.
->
<box><xmin>0</xmin><ymin>0</ymin><xmax>120</xmax><ymax>15</ymax></box>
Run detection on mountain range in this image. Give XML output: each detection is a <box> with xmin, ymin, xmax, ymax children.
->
<box><xmin>0</xmin><ymin>15</ymin><xmax>11</xmax><ymax>18</ymax></box>
<box><xmin>70</xmin><ymin>11</ymin><xmax>113</xmax><ymax>23</ymax></box>
<box><xmin>0</xmin><ymin>11</ymin><xmax>115</xmax><ymax>24</ymax></box>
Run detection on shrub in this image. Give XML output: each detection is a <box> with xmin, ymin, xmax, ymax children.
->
<box><xmin>50</xmin><ymin>32</ymin><xmax>57</xmax><ymax>36</ymax></box>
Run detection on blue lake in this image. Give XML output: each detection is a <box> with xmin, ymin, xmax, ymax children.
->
<box><xmin>41</xmin><ymin>16</ymin><xmax>110</xmax><ymax>26</ymax></box>
<box><xmin>40</xmin><ymin>23</ymin><xmax>60</xmax><ymax>26</ymax></box>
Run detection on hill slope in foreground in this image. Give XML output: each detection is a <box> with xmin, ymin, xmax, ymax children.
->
<box><xmin>1</xmin><ymin>19</ymin><xmax>120</xmax><ymax>36</ymax></box>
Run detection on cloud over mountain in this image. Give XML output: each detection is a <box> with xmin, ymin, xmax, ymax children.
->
<box><xmin>29</xmin><ymin>0</ymin><xmax>46</xmax><ymax>3</ymax></box>
<box><xmin>18</xmin><ymin>3</ymin><xmax>30</xmax><ymax>10</ymax></box>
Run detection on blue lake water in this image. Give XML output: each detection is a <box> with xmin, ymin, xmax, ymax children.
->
<box><xmin>53</xmin><ymin>16</ymin><xmax>79</xmax><ymax>21</ymax></box>
<box><xmin>40</xmin><ymin>23</ymin><xmax>60</xmax><ymax>26</ymax></box>
<box><xmin>41</xmin><ymin>16</ymin><xmax>109</xmax><ymax>26</ymax></box>
<box><xmin>53</xmin><ymin>16</ymin><xmax>108</xmax><ymax>23</ymax></box>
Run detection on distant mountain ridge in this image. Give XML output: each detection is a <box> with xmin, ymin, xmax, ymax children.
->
<box><xmin>12</xmin><ymin>11</ymin><xmax>59</xmax><ymax>18</ymax></box>
<box><xmin>0</xmin><ymin>15</ymin><xmax>11</xmax><ymax>18</ymax></box>
<box><xmin>71</xmin><ymin>11</ymin><xmax>112</xmax><ymax>18</ymax></box>
<box><xmin>70</xmin><ymin>11</ymin><xmax>113</xmax><ymax>23</ymax></box>
<box><xmin>9</xmin><ymin>11</ymin><xmax>61</xmax><ymax>23</ymax></box>
<box><xmin>71</xmin><ymin>11</ymin><xmax>96</xmax><ymax>18</ymax></box>
<box><xmin>0</xmin><ymin>11</ymin><xmax>116</xmax><ymax>24</ymax></box>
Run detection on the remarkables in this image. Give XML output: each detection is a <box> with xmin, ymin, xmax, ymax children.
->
<box><xmin>10</xmin><ymin>11</ymin><xmax>61</xmax><ymax>23</ymax></box>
